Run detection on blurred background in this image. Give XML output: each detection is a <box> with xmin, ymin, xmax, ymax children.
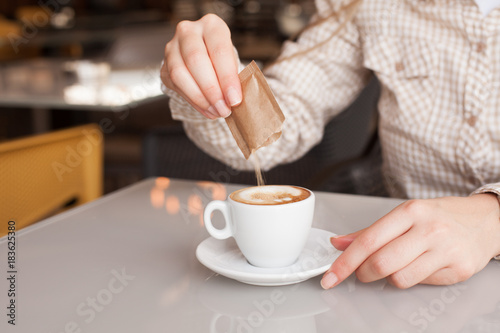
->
<box><xmin>0</xmin><ymin>0</ymin><xmax>381</xmax><ymax>200</ymax></box>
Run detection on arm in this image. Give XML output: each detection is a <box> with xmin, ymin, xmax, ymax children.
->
<box><xmin>161</xmin><ymin>0</ymin><xmax>371</xmax><ymax>171</ymax></box>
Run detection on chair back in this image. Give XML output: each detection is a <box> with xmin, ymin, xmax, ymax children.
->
<box><xmin>0</xmin><ymin>124</ymin><xmax>103</xmax><ymax>236</ymax></box>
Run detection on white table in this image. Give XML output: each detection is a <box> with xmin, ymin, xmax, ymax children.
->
<box><xmin>1</xmin><ymin>178</ymin><xmax>500</xmax><ymax>332</ymax></box>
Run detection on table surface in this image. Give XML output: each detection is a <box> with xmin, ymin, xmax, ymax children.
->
<box><xmin>2</xmin><ymin>178</ymin><xmax>500</xmax><ymax>333</ymax></box>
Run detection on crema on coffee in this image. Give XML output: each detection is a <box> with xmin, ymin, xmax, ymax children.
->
<box><xmin>230</xmin><ymin>185</ymin><xmax>310</xmax><ymax>205</ymax></box>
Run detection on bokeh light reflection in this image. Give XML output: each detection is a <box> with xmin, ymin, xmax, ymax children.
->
<box><xmin>166</xmin><ymin>195</ymin><xmax>180</xmax><ymax>215</ymax></box>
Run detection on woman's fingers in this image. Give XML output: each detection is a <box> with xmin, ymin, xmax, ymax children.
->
<box><xmin>384</xmin><ymin>251</ymin><xmax>446</xmax><ymax>289</ymax></box>
<box><xmin>322</xmin><ymin>207</ymin><xmax>413</xmax><ymax>289</ymax></box>
<box><xmin>330</xmin><ymin>228</ymin><xmax>366</xmax><ymax>251</ymax></box>
<box><xmin>164</xmin><ymin>39</ymin><xmax>216</xmax><ymax>117</ymax></box>
<box><xmin>171</xmin><ymin>84</ymin><xmax>219</xmax><ymax>119</ymax></box>
<box><xmin>179</xmin><ymin>22</ymin><xmax>230</xmax><ymax>117</ymax></box>
<box><xmin>355</xmin><ymin>227</ymin><xmax>428</xmax><ymax>284</ymax></box>
<box><xmin>202</xmin><ymin>15</ymin><xmax>242</xmax><ymax>107</ymax></box>
<box><xmin>322</xmin><ymin>195</ymin><xmax>500</xmax><ymax>290</ymax></box>
<box><xmin>330</xmin><ymin>235</ymin><xmax>356</xmax><ymax>251</ymax></box>
<box><xmin>162</xmin><ymin>14</ymin><xmax>240</xmax><ymax>119</ymax></box>
<box><xmin>419</xmin><ymin>259</ymin><xmax>482</xmax><ymax>286</ymax></box>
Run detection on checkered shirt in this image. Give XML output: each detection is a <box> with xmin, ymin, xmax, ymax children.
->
<box><xmin>163</xmin><ymin>0</ymin><xmax>500</xmax><ymax>199</ymax></box>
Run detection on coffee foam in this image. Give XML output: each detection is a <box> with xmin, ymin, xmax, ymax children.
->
<box><xmin>230</xmin><ymin>185</ymin><xmax>310</xmax><ymax>205</ymax></box>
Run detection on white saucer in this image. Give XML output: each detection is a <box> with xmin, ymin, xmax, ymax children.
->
<box><xmin>196</xmin><ymin>228</ymin><xmax>341</xmax><ymax>286</ymax></box>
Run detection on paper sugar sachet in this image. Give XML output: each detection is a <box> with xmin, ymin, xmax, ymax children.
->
<box><xmin>225</xmin><ymin>61</ymin><xmax>285</xmax><ymax>160</ymax></box>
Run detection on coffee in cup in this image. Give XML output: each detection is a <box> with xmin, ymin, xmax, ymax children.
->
<box><xmin>230</xmin><ymin>185</ymin><xmax>311</xmax><ymax>205</ymax></box>
<box><xmin>203</xmin><ymin>185</ymin><xmax>315</xmax><ymax>268</ymax></box>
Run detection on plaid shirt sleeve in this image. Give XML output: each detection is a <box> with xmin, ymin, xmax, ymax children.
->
<box><xmin>164</xmin><ymin>0</ymin><xmax>371</xmax><ymax>172</ymax></box>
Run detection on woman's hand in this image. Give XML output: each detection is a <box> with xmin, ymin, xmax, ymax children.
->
<box><xmin>321</xmin><ymin>194</ymin><xmax>500</xmax><ymax>289</ymax></box>
<box><xmin>161</xmin><ymin>14</ymin><xmax>242</xmax><ymax>119</ymax></box>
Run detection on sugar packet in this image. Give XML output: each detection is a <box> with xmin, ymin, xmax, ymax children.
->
<box><xmin>225</xmin><ymin>61</ymin><xmax>285</xmax><ymax>160</ymax></box>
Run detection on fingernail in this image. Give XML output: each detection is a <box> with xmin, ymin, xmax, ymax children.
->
<box><xmin>215</xmin><ymin>100</ymin><xmax>231</xmax><ymax>118</ymax></box>
<box><xmin>331</xmin><ymin>235</ymin><xmax>345</xmax><ymax>240</ymax></box>
<box><xmin>321</xmin><ymin>272</ymin><xmax>338</xmax><ymax>289</ymax></box>
<box><xmin>207</xmin><ymin>106</ymin><xmax>219</xmax><ymax>119</ymax></box>
<box><xmin>226</xmin><ymin>86</ymin><xmax>242</xmax><ymax>106</ymax></box>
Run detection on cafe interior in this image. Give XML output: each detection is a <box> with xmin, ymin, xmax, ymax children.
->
<box><xmin>5</xmin><ymin>2</ymin><xmax>500</xmax><ymax>332</ymax></box>
<box><xmin>1</xmin><ymin>0</ymin><xmax>382</xmax><ymax>234</ymax></box>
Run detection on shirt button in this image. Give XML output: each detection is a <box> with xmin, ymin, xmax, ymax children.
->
<box><xmin>476</xmin><ymin>42</ymin><xmax>486</xmax><ymax>53</ymax></box>
<box><xmin>395</xmin><ymin>62</ymin><xmax>405</xmax><ymax>72</ymax></box>
<box><xmin>467</xmin><ymin>115</ymin><xmax>478</xmax><ymax>127</ymax></box>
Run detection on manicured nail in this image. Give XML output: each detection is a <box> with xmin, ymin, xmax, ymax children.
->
<box><xmin>207</xmin><ymin>106</ymin><xmax>219</xmax><ymax>119</ymax></box>
<box><xmin>226</xmin><ymin>86</ymin><xmax>242</xmax><ymax>106</ymax></box>
<box><xmin>214</xmin><ymin>100</ymin><xmax>232</xmax><ymax>118</ymax></box>
<box><xmin>331</xmin><ymin>235</ymin><xmax>345</xmax><ymax>240</ymax></box>
<box><xmin>321</xmin><ymin>272</ymin><xmax>338</xmax><ymax>289</ymax></box>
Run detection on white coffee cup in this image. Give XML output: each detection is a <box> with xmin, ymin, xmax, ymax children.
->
<box><xmin>203</xmin><ymin>185</ymin><xmax>315</xmax><ymax>268</ymax></box>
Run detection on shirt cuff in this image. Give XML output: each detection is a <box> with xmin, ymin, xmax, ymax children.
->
<box><xmin>471</xmin><ymin>182</ymin><xmax>500</xmax><ymax>197</ymax></box>
<box><xmin>471</xmin><ymin>183</ymin><xmax>500</xmax><ymax>260</ymax></box>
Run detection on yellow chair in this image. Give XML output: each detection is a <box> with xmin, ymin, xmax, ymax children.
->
<box><xmin>0</xmin><ymin>124</ymin><xmax>103</xmax><ymax>236</ymax></box>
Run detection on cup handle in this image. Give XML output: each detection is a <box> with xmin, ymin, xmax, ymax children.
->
<box><xmin>204</xmin><ymin>200</ymin><xmax>233</xmax><ymax>239</ymax></box>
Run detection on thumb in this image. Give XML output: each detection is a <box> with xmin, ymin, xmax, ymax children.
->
<box><xmin>330</xmin><ymin>228</ymin><xmax>366</xmax><ymax>251</ymax></box>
